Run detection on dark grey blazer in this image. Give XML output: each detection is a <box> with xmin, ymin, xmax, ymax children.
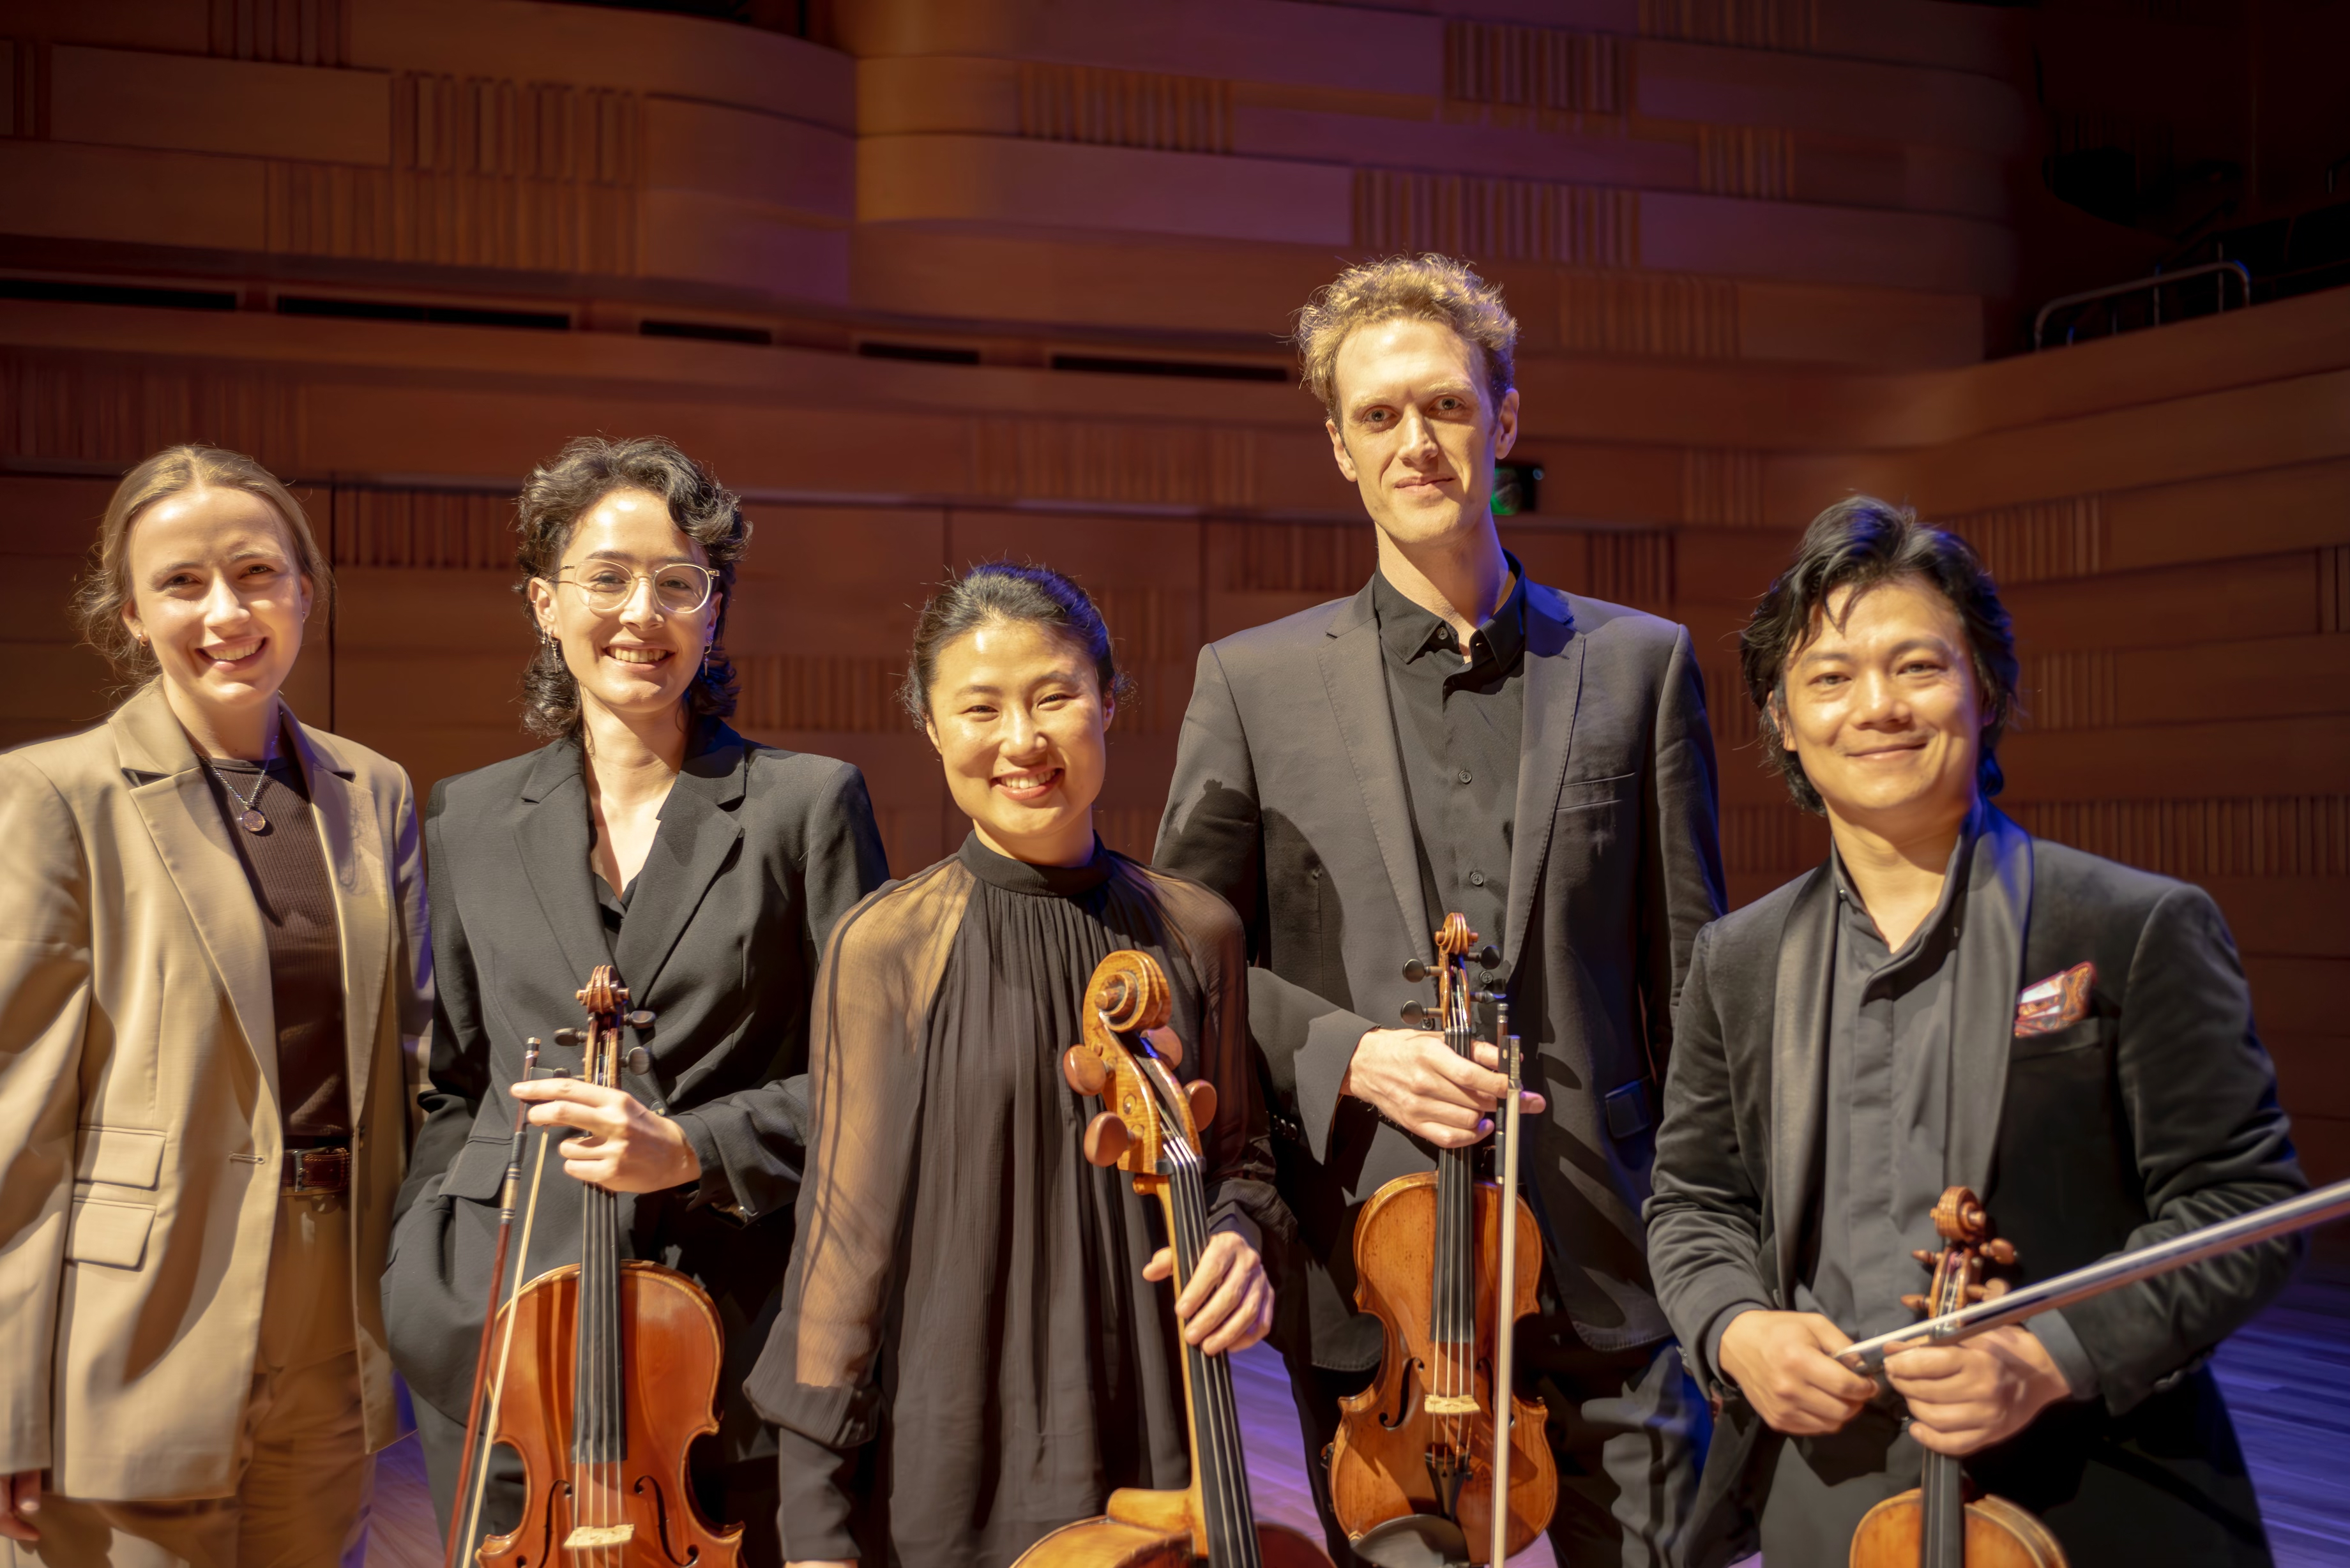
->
<box><xmin>1156</xmin><ymin>577</ymin><xmax>1725</xmax><ymax>1362</ymax></box>
<box><xmin>383</xmin><ymin>723</ymin><xmax>888</xmax><ymax>1447</ymax></box>
<box><xmin>1646</xmin><ymin>813</ymin><xmax>2304</xmax><ymax>1564</ymax></box>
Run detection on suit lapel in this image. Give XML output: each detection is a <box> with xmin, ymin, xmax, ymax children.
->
<box><xmin>112</xmin><ymin>686</ymin><xmax>279</xmax><ymax>1110</ymax></box>
<box><xmin>288</xmin><ymin>710</ymin><xmax>387</xmax><ymax>1131</ymax></box>
<box><xmin>1770</xmin><ymin>866</ymin><xmax>1835</xmax><ymax>1299</ymax></box>
<box><xmin>514</xmin><ymin>741</ymin><xmax>614</xmax><ymax>991</ymax></box>
<box><xmin>612</xmin><ymin>727</ymin><xmax>747</xmax><ymax>1003</ymax></box>
<box><xmin>1319</xmin><ymin>584</ymin><xmax>1433</xmax><ymax>965</ymax></box>
<box><xmin>1501</xmin><ymin>585</ymin><xmax>1582</xmax><ymax>973</ymax></box>
<box><xmin>1947</xmin><ymin>804</ymin><xmax>2034</xmax><ymax>1193</ymax></box>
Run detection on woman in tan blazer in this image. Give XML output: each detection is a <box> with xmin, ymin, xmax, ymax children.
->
<box><xmin>0</xmin><ymin>446</ymin><xmax>430</xmax><ymax>1567</ymax></box>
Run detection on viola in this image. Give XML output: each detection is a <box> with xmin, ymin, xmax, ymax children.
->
<box><xmin>1847</xmin><ymin>1188</ymin><xmax>2066</xmax><ymax>1568</ymax></box>
<box><xmin>449</xmin><ymin>965</ymin><xmax>742</xmax><ymax>1567</ymax></box>
<box><xmin>1013</xmin><ymin>949</ymin><xmax>1331</xmax><ymax>1568</ymax></box>
<box><xmin>1327</xmin><ymin>915</ymin><xmax>1556</xmax><ymax>1565</ymax></box>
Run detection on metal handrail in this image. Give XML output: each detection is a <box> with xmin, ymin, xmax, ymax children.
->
<box><xmin>2031</xmin><ymin>259</ymin><xmax>2252</xmax><ymax>351</ymax></box>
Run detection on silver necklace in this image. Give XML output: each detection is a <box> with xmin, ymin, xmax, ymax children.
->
<box><xmin>213</xmin><ymin>762</ymin><xmax>270</xmax><ymax>834</ymax></box>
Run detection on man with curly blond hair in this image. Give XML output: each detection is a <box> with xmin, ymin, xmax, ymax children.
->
<box><xmin>1158</xmin><ymin>255</ymin><xmax>1731</xmax><ymax>1566</ymax></box>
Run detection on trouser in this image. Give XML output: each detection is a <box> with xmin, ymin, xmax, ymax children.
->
<box><xmin>6</xmin><ymin>1190</ymin><xmax>374</xmax><ymax>1568</ymax></box>
<box><xmin>1283</xmin><ymin>1322</ymin><xmax>1714</xmax><ymax>1568</ymax></box>
<box><xmin>413</xmin><ymin>1389</ymin><xmax>784</xmax><ymax>1567</ymax></box>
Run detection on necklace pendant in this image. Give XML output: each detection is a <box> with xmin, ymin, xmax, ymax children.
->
<box><xmin>239</xmin><ymin>808</ymin><xmax>268</xmax><ymax>834</ymax></box>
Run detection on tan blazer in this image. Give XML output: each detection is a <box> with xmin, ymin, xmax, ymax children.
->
<box><xmin>0</xmin><ymin>682</ymin><xmax>430</xmax><ymax>1502</ymax></box>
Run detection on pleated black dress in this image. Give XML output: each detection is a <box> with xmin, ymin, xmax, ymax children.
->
<box><xmin>748</xmin><ymin>832</ymin><xmax>1280</xmax><ymax>1568</ymax></box>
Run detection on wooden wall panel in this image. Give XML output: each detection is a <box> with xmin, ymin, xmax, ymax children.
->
<box><xmin>3</xmin><ymin>0</ymin><xmax>2344</xmax><ymax>1180</ymax></box>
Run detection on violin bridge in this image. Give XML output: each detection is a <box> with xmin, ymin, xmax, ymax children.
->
<box><xmin>1423</xmin><ymin>1394</ymin><xmax>1480</xmax><ymax>1415</ymax></box>
<box><xmin>563</xmin><ymin>1524</ymin><xmax>635</xmax><ymax>1548</ymax></box>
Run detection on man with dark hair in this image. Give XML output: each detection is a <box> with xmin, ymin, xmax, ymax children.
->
<box><xmin>1158</xmin><ymin>253</ymin><xmax>1726</xmax><ymax>1565</ymax></box>
<box><xmin>1646</xmin><ymin>495</ymin><xmax>2305</xmax><ymax>1564</ymax></box>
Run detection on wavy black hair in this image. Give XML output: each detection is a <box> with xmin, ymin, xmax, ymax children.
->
<box><xmin>514</xmin><ymin>435</ymin><xmax>747</xmax><ymax>740</ymax></box>
<box><xmin>1740</xmin><ymin>495</ymin><xmax>2019</xmax><ymax>814</ymax></box>
<box><xmin>898</xmin><ymin>561</ymin><xmax>1135</xmax><ymax>727</ymax></box>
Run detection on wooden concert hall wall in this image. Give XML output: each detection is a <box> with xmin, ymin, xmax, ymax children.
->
<box><xmin>1</xmin><ymin>0</ymin><xmax>2344</xmax><ymax>1187</ymax></box>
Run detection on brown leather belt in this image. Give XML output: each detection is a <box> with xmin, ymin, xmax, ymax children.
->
<box><xmin>283</xmin><ymin>1145</ymin><xmax>350</xmax><ymax>1193</ymax></box>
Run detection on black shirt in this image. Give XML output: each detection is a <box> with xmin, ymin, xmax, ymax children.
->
<box><xmin>1800</xmin><ymin>824</ymin><xmax>1973</xmax><ymax>1343</ymax></box>
<box><xmin>205</xmin><ymin>751</ymin><xmax>349</xmax><ymax>1141</ymax></box>
<box><xmin>1370</xmin><ymin>559</ymin><xmax>1529</xmax><ymax>964</ymax></box>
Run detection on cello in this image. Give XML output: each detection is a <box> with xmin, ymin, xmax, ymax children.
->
<box><xmin>1327</xmin><ymin>914</ymin><xmax>1556</xmax><ymax>1565</ymax></box>
<box><xmin>451</xmin><ymin>964</ymin><xmax>743</xmax><ymax>1567</ymax></box>
<box><xmin>1847</xmin><ymin>1187</ymin><xmax>2066</xmax><ymax>1568</ymax></box>
<box><xmin>1015</xmin><ymin>948</ymin><xmax>1333</xmax><ymax>1568</ymax></box>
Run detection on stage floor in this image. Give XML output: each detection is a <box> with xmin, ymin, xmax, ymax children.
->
<box><xmin>363</xmin><ymin>1274</ymin><xmax>2350</xmax><ymax>1566</ymax></box>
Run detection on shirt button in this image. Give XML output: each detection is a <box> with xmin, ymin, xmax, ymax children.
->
<box><xmin>1469</xmin><ymin>870</ymin><xmax>1487</xmax><ymax>887</ymax></box>
<box><xmin>1457</xmin><ymin>768</ymin><xmax>1473</xmax><ymax>784</ymax></box>
<box><xmin>1435</xmin><ymin>626</ymin><xmax>1452</xmax><ymax>642</ymax></box>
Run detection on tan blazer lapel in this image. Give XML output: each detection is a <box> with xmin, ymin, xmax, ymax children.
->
<box><xmin>290</xmin><ymin>709</ymin><xmax>389</xmax><ymax>1131</ymax></box>
<box><xmin>111</xmin><ymin>684</ymin><xmax>279</xmax><ymax>1112</ymax></box>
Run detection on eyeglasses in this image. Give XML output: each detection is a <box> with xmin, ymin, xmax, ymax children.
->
<box><xmin>554</xmin><ymin>562</ymin><xmax>718</xmax><ymax>616</ymax></box>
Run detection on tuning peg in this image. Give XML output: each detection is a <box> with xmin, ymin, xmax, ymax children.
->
<box><xmin>626</xmin><ymin>1009</ymin><xmax>655</xmax><ymax>1028</ymax></box>
<box><xmin>1912</xmin><ymin>1249</ymin><xmax>1937</xmax><ymax>1267</ymax></box>
<box><xmin>1476</xmin><ymin>946</ymin><xmax>1501</xmax><ymax>970</ymax></box>
<box><xmin>1063</xmin><ymin>1046</ymin><xmax>1108</xmax><ymax>1097</ymax></box>
<box><xmin>1402</xmin><ymin>960</ymin><xmax>1429</xmax><ymax>984</ymax></box>
<box><xmin>1985</xmin><ymin>1239</ymin><xmax>2017</xmax><ymax>1265</ymax></box>
<box><xmin>1186</xmin><ymin>1080</ymin><xmax>1218</xmax><ymax>1130</ymax></box>
<box><xmin>1965</xmin><ymin>1284</ymin><xmax>1988</xmax><ymax>1302</ymax></box>
<box><xmin>552</xmin><ymin>1028</ymin><xmax>582</xmax><ymax>1046</ymax></box>
<box><xmin>623</xmin><ymin>1046</ymin><xmax>651</xmax><ymax>1076</ymax></box>
<box><xmin>1082</xmin><ymin>1111</ymin><xmax>1132</xmax><ymax>1169</ymax></box>
<box><xmin>1900</xmin><ymin>1293</ymin><xmax>1930</xmax><ymax>1313</ymax></box>
<box><xmin>1400</xmin><ymin>1000</ymin><xmax>1426</xmax><ymax>1026</ymax></box>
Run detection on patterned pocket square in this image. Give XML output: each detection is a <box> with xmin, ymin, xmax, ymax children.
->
<box><xmin>2015</xmin><ymin>961</ymin><xmax>2096</xmax><ymax>1037</ymax></box>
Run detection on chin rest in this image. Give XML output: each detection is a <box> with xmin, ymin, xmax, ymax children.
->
<box><xmin>1350</xmin><ymin>1514</ymin><xmax>1472</xmax><ymax>1568</ymax></box>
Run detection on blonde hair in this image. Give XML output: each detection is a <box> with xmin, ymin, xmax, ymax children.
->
<box><xmin>1292</xmin><ymin>253</ymin><xmax>1519</xmax><ymax>419</ymax></box>
<box><xmin>72</xmin><ymin>445</ymin><xmax>333</xmax><ymax>694</ymax></box>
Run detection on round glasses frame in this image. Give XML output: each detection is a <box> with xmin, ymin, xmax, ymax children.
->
<box><xmin>552</xmin><ymin>563</ymin><xmax>720</xmax><ymax>617</ymax></box>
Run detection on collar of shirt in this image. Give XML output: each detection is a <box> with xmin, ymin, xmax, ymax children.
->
<box><xmin>1828</xmin><ymin>795</ymin><xmax>1987</xmax><ymax>971</ymax></box>
<box><xmin>1370</xmin><ymin>551</ymin><xmax>1529</xmax><ymax>675</ymax></box>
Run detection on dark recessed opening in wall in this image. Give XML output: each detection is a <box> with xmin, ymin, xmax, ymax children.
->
<box><xmin>0</xmin><ymin>278</ymin><xmax>239</xmax><ymax>312</ymax></box>
<box><xmin>276</xmin><ymin>296</ymin><xmax>571</xmax><ymax>331</ymax></box>
<box><xmin>857</xmin><ymin>340</ymin><xmax>982</xmax><ymax>365</ymax></box>
<box><xmin>641</xmin><ymin>319</ymin><xmax>773</xmax><ymax>345</ymax></box>
<box><xmin>1049</xmin><ymin>353</ymin><xmax>1288</xmax><ymax>382</ymax></box>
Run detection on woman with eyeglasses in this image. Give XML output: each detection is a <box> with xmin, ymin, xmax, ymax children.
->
<box><xmin>382</xmin><ymin>436</ymin><xmax>888</xmax><ymax>1565</ymax></box>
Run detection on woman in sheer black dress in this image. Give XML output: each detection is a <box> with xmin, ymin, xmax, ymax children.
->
<box><xmin>748</xmin><ymin>564</ymin><xmax>1282</xmax><ymax>1568</ymax></box>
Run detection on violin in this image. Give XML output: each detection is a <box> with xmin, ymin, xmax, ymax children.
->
<box><xmin>1014</xmin><ymin>949</ymin><xmax>1332</xmax><ymax>1568</ymax></box>
<box><xmin>1327</xmin><ymin>915</ymin><xmax>1556</xmax><ymax>1564</ymax></box>
<box><xmin>448</xmin><ymin>965</ymin><xmax>742</xmax><ymax>1567</ymax></box>
<box><xmin>1848</xmin><ymin>1188</ymin><xmax>2066</xmax><ymax>1568</ymax></box>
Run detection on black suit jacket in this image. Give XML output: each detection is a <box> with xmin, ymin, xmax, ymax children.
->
<box><xmin>383</xmin><ymin>724</ymin><xmax>888</xmax><ymax>1446</ymax></box>
<box><xmin>1646</xmin><ymin>811</ymin><xmax>2305</xmax><ymax>1564</ymax></box>
<box><xmin>1156</xmin><ymin>577</ymin><xmax>1725</xmax><ymax>1362</ymax></box>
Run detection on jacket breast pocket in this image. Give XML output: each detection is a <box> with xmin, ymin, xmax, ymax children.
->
<box><xmin>75</xmin><ymin>1125</ymin><xmax>165</xmax><ymax>1189</ymax></box>
<box><xmin>1550</xmin><ymin>771</ymin><xmax>1635</xmax><ymax>878</ymax></box>
<box><xmin>66</xmin><ymin>1198</ymin><xmax>155</xmax><ymax>1270</ymax></box>
<box><xmin>2009</xmin><ymin>1018</ymin><xmax>2107</xmax><ymax>1063</ymax></box>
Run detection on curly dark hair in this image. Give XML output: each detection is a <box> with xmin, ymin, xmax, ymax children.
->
<box><xmin>1740</xmin><ymin>495</ymin><xmax>2019</xmax><ymax>814</ymax></box>
<box><xmin>513</xmin><ymin>435</ymin><xmax>748</xmax><ymax>740</ymax></box>
<box><xmin>897</xmin><ymin>562</ymin><xmax>1137</xmax><ymax>727</ymax></box>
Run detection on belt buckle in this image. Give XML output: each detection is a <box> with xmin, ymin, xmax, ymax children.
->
<box><xmin>289</xmin><ymin>1146</ymin><xmax>349</xmax><ymax>1193</ymax></box>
